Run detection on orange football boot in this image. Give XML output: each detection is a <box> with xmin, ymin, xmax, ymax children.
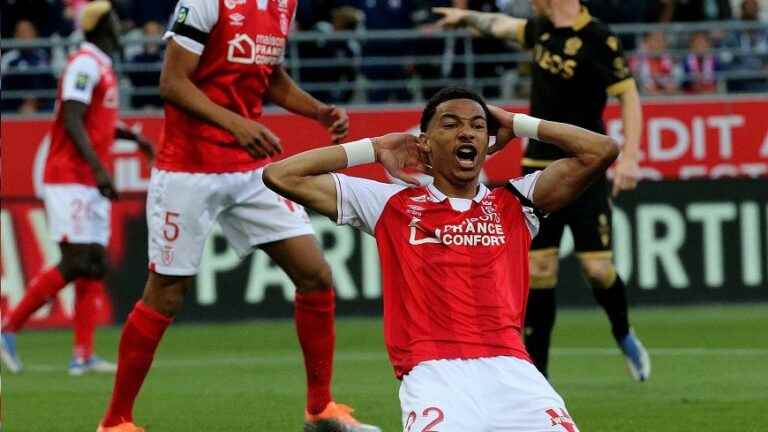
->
<box><xmin>96</xmin><ymin>421</ymin><xmax>145</xmax><ymax>432</ymax></box>
<box><xmin>304</xmin><ymin>402</ymin><xmax>381</xmax><ymax>432</ymax></box>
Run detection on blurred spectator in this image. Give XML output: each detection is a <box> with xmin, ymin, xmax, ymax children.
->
<box><xmin>683</xmin><ymin>32</ymin><xmax>722</xmax><ymax>93</ymax></box>
<box><xmin>496</xmin><ymin>0</ymin><xmax>534</xmax><ymax>18</ymax></box>
<box><xmin>296</xmin><ymin>7</ymin><xmax>362</xmax><ymax>104</ymax></box>
<box><xmin>630</xmin><ymin>32</ymin><xmax>680</xmax><ymax>94</ymax></box>
<box><xmin>1</xmin><ymin>20</ymin><xmax>56</xmax><ymax>113</ymax></box>
<box><xmin>124</xmin><ymin>0</ymin><xmax>176</xmax><ymax>29</ymax></box>
<box><xmin>671</xmin><ymin>0</ymin><xmax>732</xmax><ymax>21</ymax></box>
<box><xmin>412</xmin><ymin>0</ymin><xmax>457</xmax><ymax>100</ymax></box>
<box><xmin>296</xmin><ymin>0</ymin><xmax>336</xmax><ymax>31</ymax></box>
<box><xmin>349</xmin><ymin>0</ymin><xmax>416</xmax><ymax>102</ymax></box>
<box><xmin>724</xmin><ymin>0</ymin><xmax>768</xmax><ymax>92</ymax></box>
<box><xmin>1</xmin><ymin>0</ymin><xmax>74</xmax><ymax>37</ymax></box>
<box><xmin>464</xmin><ymin>0</ymin><xmax>517</xmax><ymax>98</ymax></box>
<box><xmin>588</xmin><ymin>0</ymin><xmax>650</xmax><ymax>24</ymax></box>
<box><xmin>127</xmin><ymin>21</ymin><xmax>166</xmax><ymax>109</ymax></box>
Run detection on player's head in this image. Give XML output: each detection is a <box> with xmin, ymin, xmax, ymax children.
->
<box><xmin>81</xmin><ymin>0</ymin><xmax>121</xmax><ymax>53</ymax></box>
<box><xmin>419</xmin><ymin>87</ymin><xmax>497</xmax><ymax>185</ymax></box>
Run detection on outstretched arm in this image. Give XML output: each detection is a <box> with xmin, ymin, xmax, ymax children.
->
<box><xmin>263</xmin><ymin>134</ymin><xmax>425</xmax><ymax>219</ymax></box>
<box><xmin>433</xmin><ymin>7</ymin><xmax>526</xmax><ymax>40</ymax></box>
<box><xmin>266</xmin><ymin>67</ymin><xmax>349</xmax><ymax>143</ymax></box>
<box><xmin>489</xmin><ymin>106</ymin><xmax>619</xmax><ymax>214</ymax></box>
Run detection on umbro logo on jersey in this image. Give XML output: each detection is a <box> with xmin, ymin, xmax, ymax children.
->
<box><xmin>229</xmin><ymin>13</ymin><xmax>245</xmax><ymax>26</ymax></box>
<box><xmin>225</xmin><ymin>0</ymin><xmax>247</xmax><ymax>9</ymax></box>
<box><xmin>410</xmin><ymin>195</ymin><xmax>428</xmax><ymax>203</ymax></box>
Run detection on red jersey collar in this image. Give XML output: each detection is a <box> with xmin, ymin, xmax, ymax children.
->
<box><xmin>426</xmin><ymin>183</ymin><xmax>489</xmax><ymax>203</ymax></box>
<box><xmin>81</xmin><ymin>42</ymin><xmax>112</xmax><ymax>66</ymax></box>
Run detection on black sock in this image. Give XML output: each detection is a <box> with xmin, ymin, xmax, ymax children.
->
<box><xmin>524</xmin><ymin>289</ymin><xmax>556</xmax><ymax>377</ymax></box>
<box><xmin>592</xmin><ymin>276</ymin><xmax>631</xmax><ymax>344</ymax></box>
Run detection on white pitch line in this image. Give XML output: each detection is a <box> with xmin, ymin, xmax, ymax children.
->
<box><xmin>16</xmin><ymin>348</ymin><xmax>768</xmax><ymax>373</ymax></box>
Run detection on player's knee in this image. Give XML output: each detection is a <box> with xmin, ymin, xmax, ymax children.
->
<box><xmin>579</xmin><ymin>258</ymin><xmax>616</xmax><ymax>289</ymax></box>
<box><xmin>529</xmin><ymin>253</ymin><xmax>558</xmax><ymax>289</ymax></box>
<box><xmin>59</xmin><ymin>251</ymin><xmax>94</xmax><ymax>279</ymax></box>
<box><xmin>293</xmin><ymin>261</ymin><xmax>334</xmax><ymax>294</ymax></box>
<box><xmin>88</xmin><ymin>250</ymin><xmax>109</xmax><ymax>279</ymax></box>
<box><xmin>143</xmin><ymin>274</ymin><xmax>191</xmax><ymax>317</ymax></box>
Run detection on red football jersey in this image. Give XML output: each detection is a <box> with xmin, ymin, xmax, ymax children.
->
<box><xmin>158</xmin><ymin>0</ymin><xmax>297</xmax><ymax>173</ymax></box>
<box><xmin>332</xmin><ymin>173</ymin><xmax>543</xmax><ymax>378</ymax></box>
<box><xmin>45</xmin><ymin>42</ymin><xmax>118</xmax><ymax>185</ymax></box>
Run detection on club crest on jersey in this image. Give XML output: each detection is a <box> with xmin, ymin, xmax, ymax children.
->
<box><xmin>229</xmin><ymin>12</ymin><xmax>245</xmax><ymax>26</ymax></box>
<box><xmin>225</xmin><ymin>0</ymin><xmax>247</xmax><ymax>9</ymax></box>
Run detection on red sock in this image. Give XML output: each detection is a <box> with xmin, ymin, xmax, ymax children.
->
<box><xmin>3</xmin><ymin>267</ymin><xmax>68</xmax><ymax>332</ymax></box>
<box><xmin>294</xmin><ymin>289</ymin><xmax>336</xmax><ymax>415</ymax></box>
<box><xmin>101</xmin><ymin>301</ymin><xmax>172</xmax><ymax>427</ymax></box>
<box><xmin>73</xmin><ymin>278</ymin><xmax>101</xmax><ymax>360</ymax></box>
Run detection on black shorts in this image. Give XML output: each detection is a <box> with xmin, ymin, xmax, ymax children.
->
<box><xmin>524</xmin><ymin>166</ymin><xmax>613</xmax><ymax>256</ymax></box>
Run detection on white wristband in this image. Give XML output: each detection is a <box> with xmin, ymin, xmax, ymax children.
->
<box><xmin>341</xmin><ymin>138</ymin><xmax>376</xmax><ymax>167</ymax></box>
<box><xmin>513</xmin><ymin>114</ymin><xmax>541</xmax><ymax>140</ymax></box>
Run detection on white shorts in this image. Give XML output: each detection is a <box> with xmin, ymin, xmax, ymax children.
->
<box><xmin>42</xmin><ymin>183</ymin><xmax>111</xmax><ymax>246</ymax></box>
<box><xmin>146</xmin><ymin>167</ymin><xmax>314</xmax><ymax>276</ymax></box>
<box><xmin>399</xmin><ymin>356</ymin><xmax>579</xmax><ymax>432</ymax></box>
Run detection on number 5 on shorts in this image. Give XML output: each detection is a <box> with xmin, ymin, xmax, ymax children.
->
<box><xmin>163</xmin><ymin>211</ymin><xmax>181</xmax><ymax>242</ymax></box>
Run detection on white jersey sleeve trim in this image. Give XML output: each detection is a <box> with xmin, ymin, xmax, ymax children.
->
<box><xmin>61</xmin><ymin>55</ymin><xmax>101</xmax><ymax>104</ymax></box>
<box><xmin>331</xmin><ymin>173</ymin><xmax>407</xmax><ymax>236</ymax></box>
<box><xmin>164</xmin><ymin>0</ymin><xmax>219</xmax><ymax>55</ymax></box>
<box><xmin>508</xmin><ymin>171</ymin><xmax>543</xmax><ymax>238</ymax></box>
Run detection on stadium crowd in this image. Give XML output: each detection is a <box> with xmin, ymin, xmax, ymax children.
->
<box><xmin>1</xmin><ymin>0</ymin><xmax>767</xmax><ymax>113</ymax></box>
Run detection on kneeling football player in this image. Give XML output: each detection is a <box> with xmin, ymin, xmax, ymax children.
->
<box><xmin>263</xmin><ymin>87</ymin><xmax>620</xmax><ymax>431</ymax></box>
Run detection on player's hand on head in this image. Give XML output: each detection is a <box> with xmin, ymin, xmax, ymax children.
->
<box><xmin>432</xmin><ymin>7</ymin><xmax>470</xmax><ymax>28</ymax></box>
<box><xmin>487</xmin><ymin>105</ymin><xmax>516</xmax><ymax>155</ymax></box>
<box><xmin>318</xmin><ymin>105</ymin><xmax>349</xmax><ymax>144</ymax></box>
<box><xmin>230</xmin><ymin>117</ymin><xmax>282</xmax><ymax>159</ymax></box>
<box><xmin>372</xmin><ymin>133</ymin><xmax>429</xmax><ymax>186</ymax></box>
<box><xmin>95</xmin><ymin>169</ymin><xmax>118</xmax><ymax>200</ymax></box>
<box><xmin>612</xmin><ymin>155</ymin><xmax>640</xmax><ymax>197</ymax></box>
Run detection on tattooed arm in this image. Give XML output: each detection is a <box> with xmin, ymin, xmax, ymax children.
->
<box><xmin>433</xmin><ymin>7</ymin><xmax>526</xmax><ymax>41</ymax></box>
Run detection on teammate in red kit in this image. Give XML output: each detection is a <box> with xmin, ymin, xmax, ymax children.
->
<box><xmin>0</xmin><ymin>1</ymin><xmax>154</xmax><ymax>377</ymax></box>
<box><xmin>96</xmin><ymin>1</ymin><xmax>378</xmax><ymax>431</ymax></box>
<box><xmin>264</xmin><ymin>87</ymin><xmax>620</xmax><ymax>431</ymax></box>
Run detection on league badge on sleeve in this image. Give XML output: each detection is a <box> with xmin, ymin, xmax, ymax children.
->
<box><xmin>177</xmin><ymin>6</ymin><xmax>189</xmax><ymax>23</ymax></box>
<box><xmin>75</xmin><ymin>72</ymin><xmax>89</xmax><ymax>91</ymax></box>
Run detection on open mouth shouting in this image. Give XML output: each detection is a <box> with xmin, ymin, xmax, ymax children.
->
<box><xmin>455</xmin><ymin>144</ymin><xmax>479</xmax><ymax>169</ymax></box>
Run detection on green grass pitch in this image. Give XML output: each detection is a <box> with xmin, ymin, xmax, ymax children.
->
<box><xmin>3</xmin><ymin>304</ymin><xmax>767</xmax><ymax>431</ymax></box>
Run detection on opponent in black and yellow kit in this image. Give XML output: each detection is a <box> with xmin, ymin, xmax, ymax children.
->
<box><xmin>435</xmin><ymin>1</ymin><xmax>650</xmax><ymax>381</ymax></box>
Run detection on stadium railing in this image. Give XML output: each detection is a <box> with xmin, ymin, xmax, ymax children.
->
<box><xmin>1</xmin><ymin>20</ymin><xmax>767</xmax><ymax>112</ymax></box>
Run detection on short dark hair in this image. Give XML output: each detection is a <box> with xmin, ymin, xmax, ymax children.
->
<box><xmin>420</xmin><ymin>86</ymin><xmax>497</xmax><ymax>133</ymax></box>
